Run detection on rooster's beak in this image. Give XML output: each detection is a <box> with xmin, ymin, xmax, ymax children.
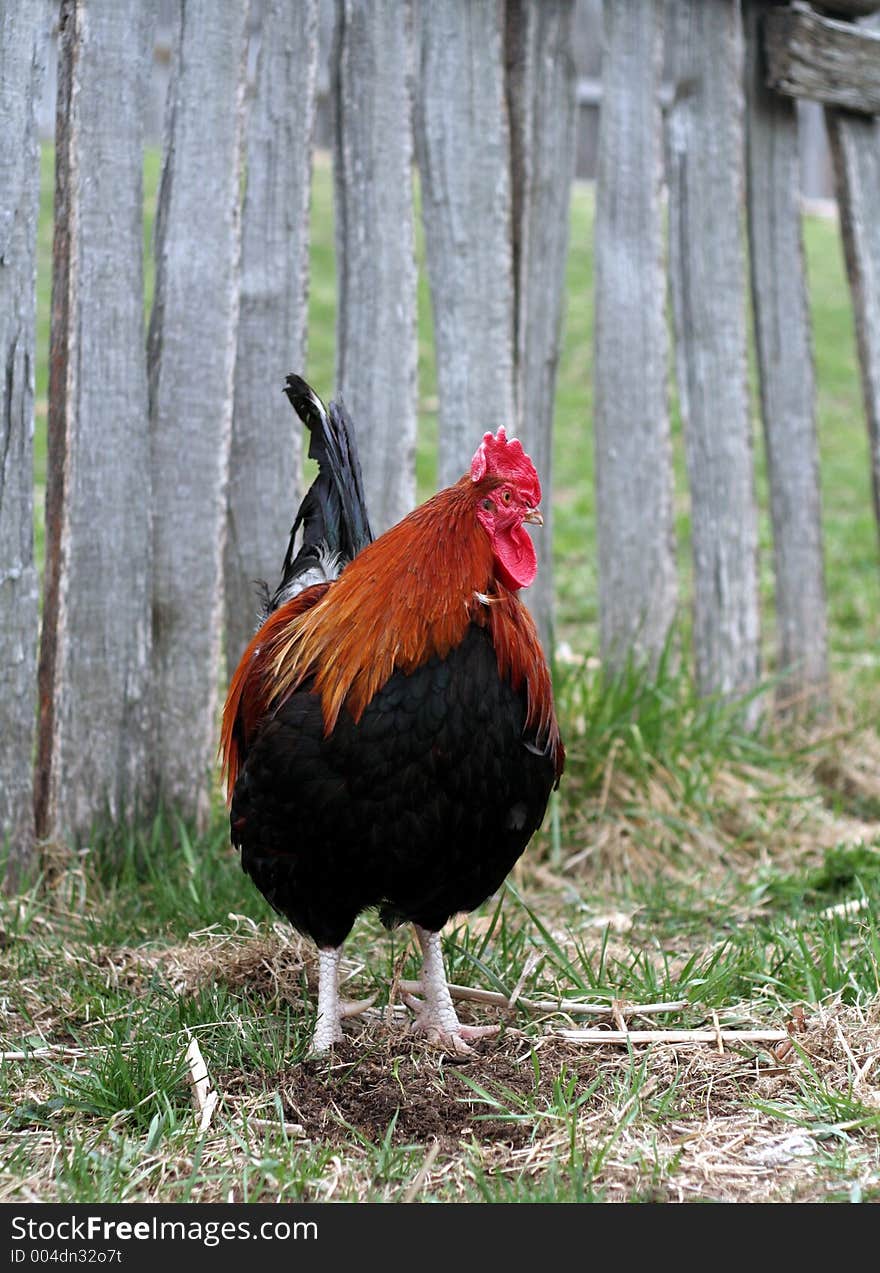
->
<box><xmin>523</xmin><ymin>507</ymin><xmax>544</xmax><ymax>526</ymax></box>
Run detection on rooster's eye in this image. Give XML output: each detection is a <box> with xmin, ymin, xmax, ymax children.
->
<box><xmin>481</xmin><ymin>498</ymin><xmax>493</xmax><ymax>511</ymax></box>
<box><xmin>501</xmin><ymin>489</ymin><xmax>512</xmax><ymax>504</ymax></box>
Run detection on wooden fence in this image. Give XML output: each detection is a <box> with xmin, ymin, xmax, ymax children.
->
<box><xmin>2</xmin><ymin>0</ymin><xmax>880</xmax><ymax>882</ymax></box>
<box><xmin>30</xmin><ymin>0</ymin><xmax>840</xmax><ymax>203</ymax></box>
<box><xmin>593</xmin><ymin>0</ymin><xmax>879</xmax><ymax>712</ymax></box>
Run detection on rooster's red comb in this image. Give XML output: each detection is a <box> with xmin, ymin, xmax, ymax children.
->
<box><xmin>470</xmin><ymin>427</ymin><xmax>541</xmax><ymax>505</ymax></box>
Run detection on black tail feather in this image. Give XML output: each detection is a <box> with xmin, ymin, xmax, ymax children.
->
<box><xmin>264</xmin><ymin>376</ymin><xmax>374</xmax><ymax>615</ymax></box>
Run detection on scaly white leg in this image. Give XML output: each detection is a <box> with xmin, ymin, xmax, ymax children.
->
<box><xmin>403</xmin><ymin>925</ymin><xmax>499</xmax><ymax>1055</ymax></box>
<box><xmin>311</xmin><ymin>946</ymin><xmax>344</xmax><ymax>1054</ymax></box>
<box><xmin>310</xmin><ymin>945</ymin><xmax>376</xmax><ymax>1055</ymax></box>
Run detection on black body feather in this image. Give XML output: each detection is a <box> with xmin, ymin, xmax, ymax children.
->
<box><xmin>231</xmin><ymin>625</ymin><xmax>556</xmax><ymax>948</ymax></box>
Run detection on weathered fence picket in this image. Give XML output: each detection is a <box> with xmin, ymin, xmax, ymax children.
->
<box><xmin>757</xmin><ymin>1</ymin><xmax>880</xmax><ymax>552</ymax></box>
<box><xmin>35</xmin><ymin>0</ymin><xmax>153</xmax><ymax>847</ymax></box>
<box><xmin>334</xmin><ymin>0</ymin><xmax>418</xmax><ymax>536</ymax></box>
<box><xmin>592</xmin><ymin>0</ymin><xmax>676</xmax><ymax>671</ymax></box>
<box><xmin>148</xmin><ymin>0</ymin><xmax>248</xmax><ymax>826</ymax></box>
<box><xmin>745</xmin><ymin>0</ymin><xmax>828</xmax><ymax>706</ymax></box>
<box><xmin>417</xmin><ymin>0</ymin><xmax>515</xmax><ymax>491</ymax></box>
<box><xmin>225</xmin><ymin>0</ymin><xmax>318</xmax><ymax>675</ymax></box>
<box><xmin>667</xmin><ymin>0</ymin><xmax>761</xmax><ymax>707</ymax></box>
<box><xmin>505</xmin><ymin>0</ymin><xmax>577</xmax><ymax>655</ymax></box>
<box><xmin>827</xmin><ymin>108</ymin><xmax>880</xmax><ymax>543</ymax></box>
<box><xmin>0</xmin><ymin>2</ymin><xmax>48</xmax><ymax>884</ymax></box>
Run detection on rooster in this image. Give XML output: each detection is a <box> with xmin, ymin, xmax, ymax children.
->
<box><xmin>221</xmin><ymin>376</ymin><xmax>564</xmax><ymax>1054</ymax></box>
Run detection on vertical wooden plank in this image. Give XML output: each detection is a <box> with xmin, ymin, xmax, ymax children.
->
<box><xmin>667</xmin><ymin>0</ymin><xmax>761</xmax><ymax>706</ymax></box>
<box><xmin>148</xmin><ymin>0</ymin><xmax>248</xmax><ymax>824</ymax></box>
<box><xmin>416</xmin><ymin>0</ymin><xmax>515</xmax><ymax>489</ymax></box>
<box><xmin>505</xmin><ymin>0</ymin><xmax>578</xmax><ymax>656</ymax></box>
<box><xmin>592</xmin><ymin>0</ymin><xmax>677</xmax><ymax>670</ymax></box>
<box><xmin>0</xmin><ymin>2</ymin><xmax>48</xmax><ymax>885</ymax></box>
<box><xmin>225</xmin><ymin>0</ymin><xmax>318</xmax><ymax>674</ymax></box>
<box><xmin>799</xmin><ymin>101</ymin><xmax>834</xmax><ymax>202</ymax></box>
<box><xmin>745</xmin><ymin>0</ymin><xmax>828</xmax><ymax>707</ymax></box>
<box><xmin>334</xmin><ymin>0</ymin><xmax>418</xmax><ymax>536</ymax></box>
<box><xmin>314</xmin><ymin>0</ymin><xmax>336</xmax><ymax>149</ymax></box>
<box><xmin>35</xmin><ymin>0</ymin><xmax>153</xmax><ymax>846</ymax></box>
<box><xmin>826</xmin><ymin>108</ymin><xmax>880</xmax><ymax>543</ymax></box>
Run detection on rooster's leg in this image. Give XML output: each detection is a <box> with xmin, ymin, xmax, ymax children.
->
<box><xmin>404</xmin><ymin>926</ymin><xmax>499</xmax><ymax>1055</ymax></box>
<box><xmin>311</xmin><ymin>946</ymin><xmax>344</xmax><ymax>1053</ymax></box>
<box><xmin>310</xmin><ymin>946</ymin><xmax>376</xmax><ymax>1055</ymax></box>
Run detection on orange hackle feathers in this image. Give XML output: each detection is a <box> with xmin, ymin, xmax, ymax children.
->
<box><xmin>487</xmin><ymin>592</ymin><xmax>564</xmax><ymax>785</ymax></box>
<box><xmin>220</xmin><ymin>475</ymin><xmax>564</xmax><ymax>803</ymax></box>
<box><xmin>219</xmin><ymin>582</ymin><xmax>330</xmax><ymax>799</ymax></box>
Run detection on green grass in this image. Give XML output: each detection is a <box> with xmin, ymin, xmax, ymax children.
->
<box><xmin>4</xmin><ymin>819</ymin><xmax>880</xmax><ymax>1201</ymax></box>
<box><xmin>8</xmin><ymin>147</ymin><xmax>880</xmax><ymax>1203</ymax></box>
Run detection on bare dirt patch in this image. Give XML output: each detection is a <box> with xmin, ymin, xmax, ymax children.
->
<box><xmin>218</xmin><ymin>1031</ymin><xmax>603</xmax><ymax>1149</ymax></box>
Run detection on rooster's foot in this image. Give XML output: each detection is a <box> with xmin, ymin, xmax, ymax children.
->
<box><xmin>308</xmin><ymin>990</ymin><xmax>377</xmax><ymax>1056</ymax></box>
<box><xmin>340</xmin><ymin>993</ymin><xmax>377</xmax><ymax>1019</ymax></box>
<box><xmin>403</xmin><ymin>925</ymin><xmax>500</xmax><ymax>1054</ymax></box>
<box><xmin>308</xmin><ymin>1019</ymin><xmax>343</xmax><ymax>1056</ymax></box>
<box><xmin>404</xmin><ymin>925</ymin><xmax>500</xmax><ymax>1054</ymax></box>
<box><xmin>402</xmin><ymin>991</ymin><xmax>499</xmax><ymax>1055</ymax></box>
